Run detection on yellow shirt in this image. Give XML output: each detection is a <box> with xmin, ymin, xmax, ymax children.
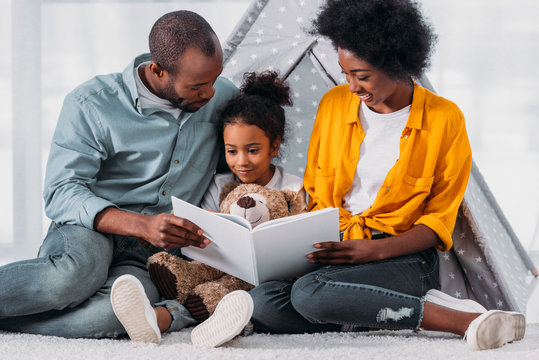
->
<box><xmin>304</xmin><ymin>83</ymin><xmax>472</xmax><ymax>251</ymax></box>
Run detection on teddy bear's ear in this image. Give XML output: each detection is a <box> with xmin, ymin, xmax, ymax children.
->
<box><xmin>282</xmin><ymin>188</ymin><xmax>307</xmax><ymax>215</ymax></box>
<box><xmin>219</xmin><ymin>181</ymin><xmax>243</xmax><ymax>205</ymax></box>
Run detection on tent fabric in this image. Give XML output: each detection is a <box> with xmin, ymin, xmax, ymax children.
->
<box><xmin>221</xmin><ymin>0</ymin><xmax>537</xmax><ymax>313</ymax></box>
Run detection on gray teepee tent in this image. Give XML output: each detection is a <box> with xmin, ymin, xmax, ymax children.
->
<box><xmin>221</xmin><ymin>0</ymin><xmax>537</xmax><ymax>313</ymax></box>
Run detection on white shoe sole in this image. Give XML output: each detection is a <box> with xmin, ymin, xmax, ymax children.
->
<box><xmin>191</xmin><ymin>290</ymin><xmax>253</xmax><ymax>348</ymax></box>
<box><xmin>426</xmin><ymin>289</ymin><xmax>487</xmax><ymax>313</ymax></box>
<box><xmin>111</xmin><ymin>274</ymin><xmax>161</xmax><ymax>344</ymax></box>
<box><xmin>466</xmin><ymin>310</ymin><xmax>526</xmax><ymax>350</ymax></box>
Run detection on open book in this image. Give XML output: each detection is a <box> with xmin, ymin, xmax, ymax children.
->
<box><xmin>172</xmin><ymin>196</ymin><xmax>339</xmax><ymax>286</ymax></box>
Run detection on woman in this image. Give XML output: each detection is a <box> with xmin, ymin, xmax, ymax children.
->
<box><xmin>246</xmin><ymin>0</ymin><xmax>525</xmax><ymax>351</ymax></box>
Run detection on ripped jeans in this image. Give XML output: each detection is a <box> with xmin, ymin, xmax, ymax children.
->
<box><xmin>249</xmin><ymin>247</ymin><xmax>439</xmax><ymax>333</ymax></box>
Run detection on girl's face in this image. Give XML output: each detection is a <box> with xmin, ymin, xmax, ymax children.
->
<box><xmin>223</xmin><ymin>122</ymin><xmax>280</xmax><ymax>186</ymax></box>
<box><xmin>337</xmin><ymin>48</ymin><xmax>413</xmax><ymax>114</ymax></box>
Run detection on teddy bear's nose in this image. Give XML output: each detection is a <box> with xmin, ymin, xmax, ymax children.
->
<box><xmin>237</xmin><ymin>195</ymin><xmax>256</xmax><ymax>209</ymax></box>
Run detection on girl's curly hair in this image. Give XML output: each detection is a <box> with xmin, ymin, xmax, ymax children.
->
<box><xmin>311</xmin><ymin>0</ymin><xmax>437</xmax><ymax>80</ymax></box>
<box><xmin>220</xmin><ymin>71</ymin><xmax>291</xmax><ymax>146</ymax></box>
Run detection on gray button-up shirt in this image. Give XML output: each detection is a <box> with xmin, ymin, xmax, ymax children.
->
<box><xmin>43</xmin><ymin>53</ymin><xmax>238</xmax><ymax>229</ymax></box>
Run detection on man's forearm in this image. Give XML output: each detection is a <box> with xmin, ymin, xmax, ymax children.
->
<box><xmin>93</xmin><ymin>207</ymin><xmax>149</xmax><ymax>238</ymax></box>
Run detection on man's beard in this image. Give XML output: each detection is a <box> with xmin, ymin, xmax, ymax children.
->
<box><xmin>160</xmin><ymin>79</ymin><xmax>206</xmax><ymax>113</ymax></box>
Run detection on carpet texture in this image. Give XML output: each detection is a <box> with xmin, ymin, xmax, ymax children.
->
<box><xmin>1</xmin><ymin>323</ymin><xmax>538</xmax><ymax>359</ymax></box>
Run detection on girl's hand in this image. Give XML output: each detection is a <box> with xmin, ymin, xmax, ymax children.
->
<box><xmin>306</xmin><ymin>238</ymin><xmax>381</xmax><ymax>264</ymax></box>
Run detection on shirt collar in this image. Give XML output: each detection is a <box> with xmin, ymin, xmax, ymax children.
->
<box><xmin>122</xmin><ymin>53</ymin><xmax>152</xmax><ymax>113</ymax></box>
<box><xmin>406</xmin><ymin>81</ymin><xmax>425</xmax><ymax>130</ymax></box>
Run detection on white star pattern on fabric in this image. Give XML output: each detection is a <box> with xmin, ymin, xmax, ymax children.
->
<box><xmin>454</xmin><ymin>291</ymin><xmax>462</xmax><ymax>298</ymax></box>
<box><xmin>449</xmin><ymin>272</ymin><xmax>455</xmax><ymax>279</ymax></box>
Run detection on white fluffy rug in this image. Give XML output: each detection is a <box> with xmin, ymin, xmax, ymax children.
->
<box><xmin>1</xmin><ymin>324</ymin><xmax>538</xmax><ymax>360</ymax></box>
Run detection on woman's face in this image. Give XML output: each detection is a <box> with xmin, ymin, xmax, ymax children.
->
<box><xmin>337</xmin><ymin>48</ymin><xmax>413</xmax><ymax>114</ymax></box>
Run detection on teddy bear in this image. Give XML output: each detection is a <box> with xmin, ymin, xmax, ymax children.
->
<box><xmin>147</xmin><ymin>181</ymin><xmax>306</xmax><ymax>322</ymax></box>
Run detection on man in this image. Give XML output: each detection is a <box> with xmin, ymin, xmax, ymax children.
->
<box><xmin>0</xmin><ymin>10</ymin><xmax>239</xmax><ymax>341</ymax></box>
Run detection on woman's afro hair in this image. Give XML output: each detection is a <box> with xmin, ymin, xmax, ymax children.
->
<box><xmin>311</xmin><ymin>0</ymin><xmax>437</xmax><ymax>80</ymax></box>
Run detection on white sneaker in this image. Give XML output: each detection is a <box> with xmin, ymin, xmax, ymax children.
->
<box><xmin>111</xmin><ymin>274</ymin><xmax>161</xmax><ymax>344</ymax></box>
<box><xmin>425</xmin><ymin>289</ymin><xmax>487</xmax><ymax>313</ymax></box>
<box><xmin>466</xmin><ymin>310</ymin><xmax>526</xmax><ymax>350</ymax></box>
<box><xmin>191</xmin><ymin>290</ymin><xmax>253</xmax><ymax>348</ymax></box>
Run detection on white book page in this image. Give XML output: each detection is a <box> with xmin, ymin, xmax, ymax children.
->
<box><xmin>252</xmin><ymin>207</ymin><xmax>339</xmax><ymax>283</ymax></box>
<box><xmin>215</xmin><ymin>212</ymin><xmax>253</xmax><ymax>230</ymax></box>
<box><xmin>171</xmin><ymin>196</ymin><xmax>256</xmax><ymax>284</ymax></box>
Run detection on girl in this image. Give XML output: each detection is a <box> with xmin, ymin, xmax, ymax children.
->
<box><xmin>144</xmin><ymin>71</ymin><xmax>307</xmax><ymax>348</ymax></box>
<box><xmin>201</xmin><ymin>71</ymin><xmax>306</xmax><ymax>211</ymax></box>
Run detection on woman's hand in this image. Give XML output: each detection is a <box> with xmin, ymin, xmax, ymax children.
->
<box><xmin>306</xmin><ymin>238</ymin><xmax>381</xmax><ymax>264</ymax></box>
<box><xmin>306</xmin><ymin>225</ymin><xmax>441</xmax><ymax>265</ymax></box>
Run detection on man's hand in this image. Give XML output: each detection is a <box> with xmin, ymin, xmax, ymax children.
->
<box><xmin>94</xmin><ymin>207</ymin><xmax>210</xmax><ymax>249</ymax></box>
<box><xmin>141</xmin><ymin>213</ymin><xmax>210</xmax><ymax>249</ymax></box>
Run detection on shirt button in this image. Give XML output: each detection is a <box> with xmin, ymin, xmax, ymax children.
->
<box><xmin>174</xmin><ymin>160</ymin><xmax>179</xmax><ymax>164</ymax></box>
<box><xmin>386</xmin><ymin>187</ymin><xmax>390</xmax><ymax>191</ymax></box>
<box><xmin>162</xmin><ymin>191</ymin><xmax>167</xmax><ymax>196</ymax></box>
<box><xmin>403</xmin><ymin>135</ymin><xmax>409</xmax><ymax>139</ymax></box>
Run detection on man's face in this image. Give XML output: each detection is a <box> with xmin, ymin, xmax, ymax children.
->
<box><xmin>157</xmin><ymin>41</ymin><xmax>223</xmax><ymax>113</ymax></box>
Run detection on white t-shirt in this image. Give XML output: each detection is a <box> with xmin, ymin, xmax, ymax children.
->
<box><xmin>342</xmin><ymin>101</ymin><xmax>410</xmax><ymax>215</ymax></box>
<box><xmin>201</xmin><ymin>165</ymin><xmax>305</xmax><ymax>211</ymax></box>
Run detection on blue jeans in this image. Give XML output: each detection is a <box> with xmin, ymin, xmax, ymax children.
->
<box><xmin>249</xmin><ymin>247</ymin><xmax>439</xmax><ymax>334</ymax></box>
<box><xmin>0</xmin><ymin>223</ymin><xmax>196</xmax><ymax>338</ymax></box>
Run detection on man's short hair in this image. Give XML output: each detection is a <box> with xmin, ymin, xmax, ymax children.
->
<box><xmin>149</xmin><ymin>10</ymin><xmax>217</xmax><ymax>75</ymax></box>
